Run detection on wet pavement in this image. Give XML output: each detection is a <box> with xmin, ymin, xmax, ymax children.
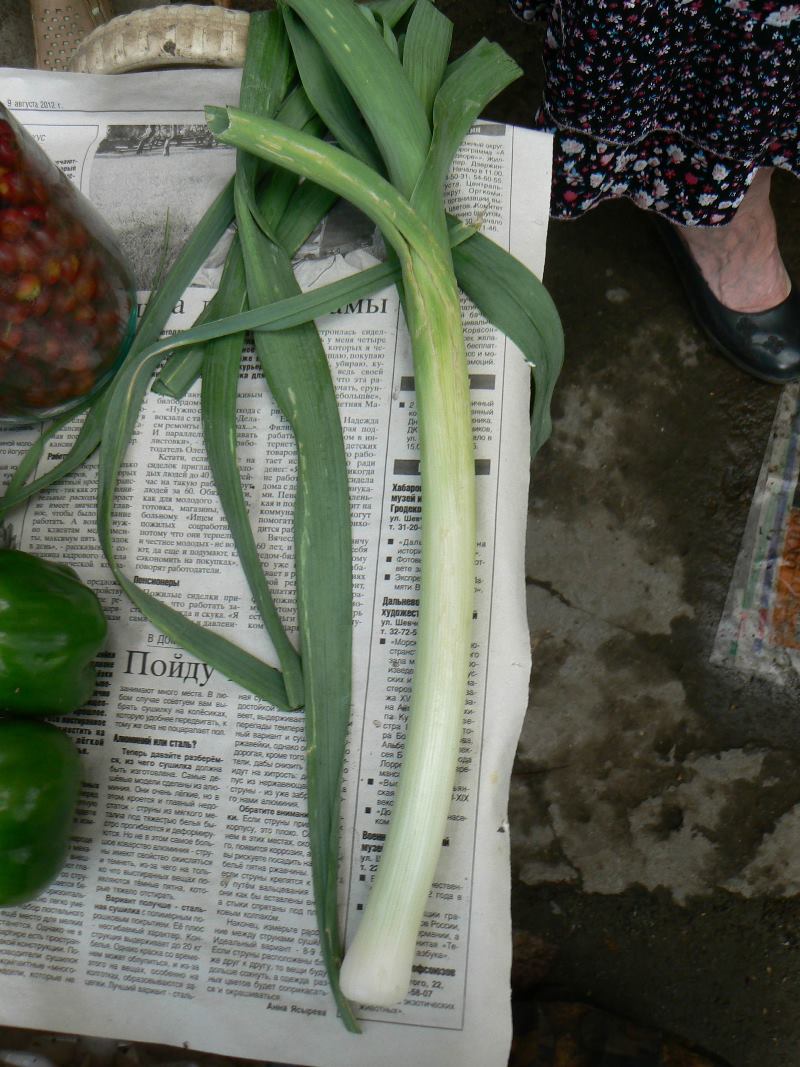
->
<box><xmin>4</xmin><ymin>3</ymin><xmax>800</xmax><ymax>1065</ymax></box>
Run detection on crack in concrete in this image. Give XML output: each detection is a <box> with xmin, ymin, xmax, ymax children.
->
<box><xmin>526</xmin><ymin>575</ymin><xmax>574</xmax><ymax>607</ymax></box>
<box><xmin>527</xmin><ymin>574</ymin><xmax>648</xmax><ymax>640</ymax></box>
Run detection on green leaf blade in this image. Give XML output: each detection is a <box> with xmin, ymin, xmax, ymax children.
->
<box><xmin>283</xmin><ymin>7</ymin><xmax>384</xmax><ymax>172</ymax></box>
<box><xmin>412</xmin><ymin>39</ymin><xmax>522</xmax><ymax>228</ymax></box>
<box><xmin>94</xmin><ymin>342</ymin><xmax>295</xmax><ymax>707</ymax></box>
<box><xmin>282</xmin><ymin>0</ymin><xmax>430</xmax><ymax>197</ymax></box>
<box><xmin>452</xmin><ymin>229</ymin><xmax>564</xmax><ymax>456</ymax></box>
<box><xmin>401</xmin><ymin>0</ymin><xmax>452</xmax><ymax>122</ymax></box>
<box><xmin>236</xmin><ymin>195</ymin><xmax>359</xmax><ymax>1027</ymax></box>
<box><xmin>364</xmin><ymin>0</ymin><xmax>417</xmax><ymax>28</ymax></box>
<box><xmin>200</xmin><ymin>244</ymin><xmax>305</xmax><ymax>708</ymax></box>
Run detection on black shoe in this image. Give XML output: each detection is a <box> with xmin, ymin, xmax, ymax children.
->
<box><xmin>656</xmin><ymin>218</ymin><xmax>800</xmax><ymax>385</ymax></box>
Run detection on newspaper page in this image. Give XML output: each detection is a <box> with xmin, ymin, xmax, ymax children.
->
<box><xmin>713</xmin><ymin>382</ymin><xmax>800</xmax><ymax>683</ymax></box>
<box><xmin>0</xmin><ymin>68</ymin><xmax>553</xmax><ymax>1067</ymax></box>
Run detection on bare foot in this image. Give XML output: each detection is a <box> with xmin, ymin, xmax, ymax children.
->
<box><xmin>673</xmin><ymin>168</ymin><xmax>791</xmax><ymax>314</ymax></box>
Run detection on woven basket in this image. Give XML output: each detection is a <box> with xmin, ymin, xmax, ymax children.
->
<box><xmin>69</xmin><ymin>4</ymin><xmax>250</xmax><ymax>74</ymax></box>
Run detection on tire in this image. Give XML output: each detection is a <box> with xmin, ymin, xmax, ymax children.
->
<box><xmin>69</xmin><ymin>4</ymin><xmax>251</xmax><ymax>74</ymax></box>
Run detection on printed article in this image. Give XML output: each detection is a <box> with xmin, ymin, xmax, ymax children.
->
<box><xmin>0</xmin><ymin>67</ymin><xmax>553</xmax><ymax>1067</ymax></box>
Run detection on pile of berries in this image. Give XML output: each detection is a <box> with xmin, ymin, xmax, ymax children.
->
<box><xmin>0</xmin><ymin>113</ymin><xmax>133</xmax><ymax>422</ymax></box>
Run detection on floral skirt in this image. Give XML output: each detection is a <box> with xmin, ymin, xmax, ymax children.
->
<box><xmin>509</xmin><ymin>0</ymin><xmax>800</xmax><ymax>225</ymax></box>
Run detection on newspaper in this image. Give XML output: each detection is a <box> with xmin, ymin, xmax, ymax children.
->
<box><xmin>0</xmin><ymin>68</ymin><xmax>553</xmax><ymax>1067</ymax></box>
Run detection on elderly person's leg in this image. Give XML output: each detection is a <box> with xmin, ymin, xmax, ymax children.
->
<box><xmin>677</xmin><ymin>169</ymin><xmax>791</xmax><ymax>314</ymax></box>
<box><xmin>514</xmin><ymin>0</ymin><xmax>800</xmax><ymax>379</ymax></box>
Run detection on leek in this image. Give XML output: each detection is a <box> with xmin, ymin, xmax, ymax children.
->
<box><xmin>206</xmin><ymin>0</ymin><xmax>523</xmax><ymax>1007</ymax></box>
<box><xmin>0</xmin><ymin>0</ymin><xmax>564</xmax><ymax>1020</ymax></box>
<box><xmin>230</xmin><ymin>11</ymin><xmax>358</xmax><ymax>1028</ymax></box>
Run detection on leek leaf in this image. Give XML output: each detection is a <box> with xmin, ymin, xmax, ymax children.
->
<box><xmin>95</xmin><ymin>341</ymin><xmax>293</xmax><ymax>708</ymax></box>
<box><xmin>364</xmin><ymin>0</ymin><xmax>417</xmax><ymax>28</ymax></box>
<box><xmin>283</xmin><ymin>0</ymin><xmax>429</xmax><ymax>197</ymax></box>
<box><xmin>402</xmin><ymin>0</ymin><xmax>451</xmax><ymax>122</ymax></box>
<box><xmin>283</xmin><ymin>8</ymin><xmax>384</xmax><ymax>172</ymax></box>
<box><xmin>452</xmin><ymin>231</ymin><xmax>564</xmax><ymax>455</ymax></box>
<box><xmin>199</xmin><ymin>245</ymin><xmax>305</xmax><ymax>708</ymax></box>
<box><xmin>412</xmin><ymin>39</ymin><xmax>521</xmax><ymax>230</ymax></box>
<box><xmin>234</xmin><ymin>15</ymin><xmax>359</xmax><ymax>1029</ymax></box>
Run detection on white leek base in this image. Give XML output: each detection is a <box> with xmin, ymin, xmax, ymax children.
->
<box><xmin>339</xmin><ymin>936</ymin><xmax>414</xmax><ymax>1008</ymax></box>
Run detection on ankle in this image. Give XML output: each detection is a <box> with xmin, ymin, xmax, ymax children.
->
<box><xmin>674</xmin><ymin>220</ymin><xmax>791</xmax><ymax>314</ymax></box>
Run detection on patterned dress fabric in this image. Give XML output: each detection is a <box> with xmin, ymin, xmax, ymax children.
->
<box><xmin>509</xmin><ymin>0</ymin><xmax>800</xmax><ymax>225</ymax></box>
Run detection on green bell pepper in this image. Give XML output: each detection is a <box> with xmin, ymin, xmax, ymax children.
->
<box><xmin>0</xmin><ymin>549</ymin><xmax>107</xmax><ymax>716</ymax></box>
<box><xmin>0</xmin><ymin>718</ymin><xmax>81</xmax><ymax>907</ymax></box>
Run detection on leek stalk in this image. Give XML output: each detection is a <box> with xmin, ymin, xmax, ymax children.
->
<box><xmin>206</xmin><ymin>100</ymin><xmax>474</xmax><ymax>1007</ymax></box>
<box><xmin>205</xmin><ymin>0</ymin><xmax>521</xmax><ymax>1005</ymax></box>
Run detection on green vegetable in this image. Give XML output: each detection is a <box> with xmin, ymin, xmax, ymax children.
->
<box><xmin>0</xmin><ymin>549</ymin><xmax>107</xmax><ymax>716</ymax></box>
<box><xmin>0</xmin><ymin>0</ymin><xmax>564</xmax><ymax>1020</ymax></box>
<box><xmin>225</xmin><ymin>11</ymin><xmax>358</xmax><ymax>1031</ymax></box>
<box><xmin>205</xmin><ymin>0</ymin><xmax>525</xmax><ymax>1008</ymax></box>
<box><xmin>0</xmin><ymin>718</ymin><xmax>81</xmax><ymax>907</ymax></box>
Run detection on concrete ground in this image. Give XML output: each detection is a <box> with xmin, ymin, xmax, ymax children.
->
<box><xmin>3</xmin><ymin>2</ymin><xmax>800</xmax><ymax>1065</ymax></box>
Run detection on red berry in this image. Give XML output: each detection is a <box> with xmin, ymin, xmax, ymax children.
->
<box><xmin>0</xmin><ymin>242</ymin><xmax>16</xmax><ymax>273</ymax></box>
<box><xmin>41</xmin><ymin>335</ymin><xmax>62</xmax><ymax>361</ymax></box>
<box><xmin>15</xmin><ymin>241</ymin><xmax>39</xmax><ymax>273</ymax></box>
<box><xmin>52</xmin><ymin>288</ymin><xmax>77</xmax><ymax>315</ymax></box>
<box><xmin>29</xmin><ymin>177</ymin><xmax>49</xmax><ymax>205</ymax></box>
<box><xmin>97</xmin><ymin>308</ymin><xmax>122</xmax><ymax>334</ymax></box>
<box><xmin>0</xmin><ymin>322</ymin><xmax>23</xmax><ymax>350</ymax></box>
<box><xmin>60</xmin><ymin>252</ymin><xmax>80</xmax><ymax>283</ymax></box>
<box><xmin>73</xmin><ymin>304</ymin><xmax>96</xmax><ymax>326</ymax></box>
<box><xmin>22</xmin><ymin>386</ymin><xmax>49</xmax><ymax>407</ymax></box>
<box><xmin>0</xmin><ymin>208</ymin><xmax>27</xmax><ymax>241</ymax></box>
<box><xmin>80</xmin><ymin>248</ymin><xmax>100</xmax><ymax>274</ymax></box>
<box><xmin>73</xmin><ymin>272</ymin><xmax>97</xmax><ymax>303</ymax></box>
<box><xmin>41</xmin><ymin>257</ymin><xmax>61</xmax><ymax>284</ymax></box>
<box><xmin>67</xmin><ymin>222</ymin><xmax>89</xmax><ymax>251</ymax></box>
<box><xmin>3</xmin><ymin>300</ymin><xmax>30</xmax><ymax>324</ymax></box>
<box><xmin>73</xmin><ymin>370</ymin><xmax>96</xmax><ymax>396</ymax></box>
<box><xmin>15</xmin><ymin>274</ymin><xmax>41</xmax><ymax>302</ymax></box>
<box><xmin>17</xmin><ymin>318</ymin><xmax>44</xmax><ymax>354</ymax></box>
<box><xmin>19</xmin><ymin>203</ymin><xmax>46</xmax><ymax>226</ymax></box>
<box><xmin>0</xmin><ymin>170</ymin><xmax>29</xmax><ymax>205</ymax></box>
<box><xmin>64</xmin><ymin>345</ymin><xmax>91</xmax><ymax>373</ymax></box>
<box><xmin>30</xmin><ymin>223</ymin><xmax>55</xmax><ymax>250</ymax></box>
<box><xmin>0</xmin><ymin>139</ymin><xmax>19</xmax><ymax>168</ymax></box>
<box><xmin>27</xmin><ymin>287</ymin><xmax>51</xmax><ymax>317</ymax></box>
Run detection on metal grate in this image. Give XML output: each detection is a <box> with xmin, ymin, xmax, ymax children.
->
<box><xmin>31</xmin><ymin>0</ymin><xmax>112</xmax><ymax>71</ymax></box>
